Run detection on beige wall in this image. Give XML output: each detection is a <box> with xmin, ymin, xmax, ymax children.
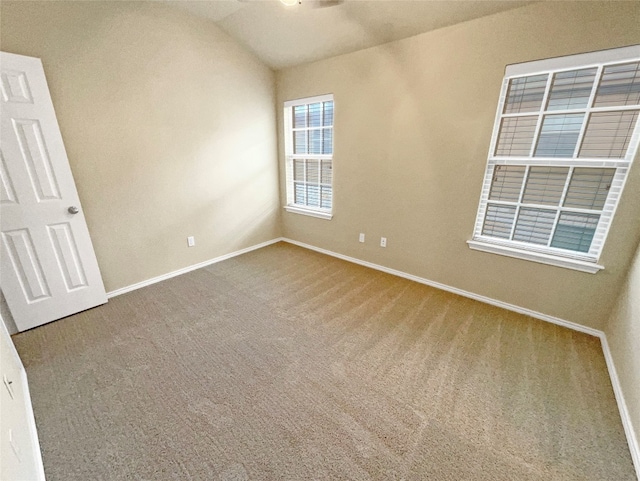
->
<box><xmin>0</xmin><ymin>1</ymin><xmax>280</xmax><ymax>294</ymax></box>
<box><xmin>276</xmin><ymin>1</ymin><xmax>640</xmax><ymax>330</ymax></box>
<box><xmin>606</xmin><ymin>240</ymin><xmax>640</xmax><ymax>464</ymax></box>
<box><xmin>1</xmin><ymin>1</ymin><xmax>638</xmax><ymax>333</ymax></box>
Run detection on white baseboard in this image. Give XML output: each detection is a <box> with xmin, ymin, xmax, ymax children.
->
<box><xmin>600</xmin><ymin>335</ymin><xmax>640</xmax><ymax>480</ymax></box>
<box><xmin>281</xmin><ymin>237</ymin><xmax>639</xmax><ymax>479</ymax></box>
<box><xmin>106</xmin><ymin>238</ymin><xmax>284</xmax><ymax>298</ymax></box>
<box><xmin>281</xmin><ymin>238</ymin><xmax>601</xmax><ymax>337</ymax></box>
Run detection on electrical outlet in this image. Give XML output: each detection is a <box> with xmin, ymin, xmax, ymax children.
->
<box><xmin>187</xmin><ymin>236</ymin><xmax>195</xmax><ymax>247</ymax></box>
<box><xmin>359</xmin><ymin>233</ymin><xmax>365</xmax><ymax>243</ymax></box>
<box><xmin>380</xmin><ymin>237</ymin><xmax>387</xmax><ymax>247</ymax></box>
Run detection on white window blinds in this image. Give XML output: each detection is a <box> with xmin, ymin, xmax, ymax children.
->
<box><xmin>284</xmin><ymin>94</ymin><xmax>334</xmax><ymax>219</ymax></box>
<box><xmin>470</xmin><ymin>46</ymin><xmax>640</xmax><ymax>272</ymax></box>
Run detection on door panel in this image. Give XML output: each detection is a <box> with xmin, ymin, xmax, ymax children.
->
<box><xmin>47</xmin><ymin>222</ymin><xmax>88</xmax><ymax>290</ymax></box>
<box><xmin>0</xmin><ymin>152</ymin><xmax>18</xmax><ymax>204</ymax></box>
<box><xmin>2</xmin><ymin>229</ymin><xmax>51</xmax><ymax>302</ymax></box>
<box><xmin>13</xmin><ymin>118</ymin><xmax>62</xmax><ymax>201</ymax></box>
<box><xmin>1</xmin><ymin>69</ymin><xmax>33</xmax><ymax>103</ymax></box>
<box><xmin>0</xmin><ymin>51</ymin><xmax>107</xmax><ymax>331</ymax></box>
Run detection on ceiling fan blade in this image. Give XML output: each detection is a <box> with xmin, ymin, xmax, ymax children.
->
<box><xmin>312</xmin><ymin>0</ymin><xmax>344</xmax><ymax>7</ymax></box>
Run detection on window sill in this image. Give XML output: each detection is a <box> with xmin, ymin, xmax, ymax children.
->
<box><xmin>284</xmin><ymin>205</ymin><xmax>333</xmax><ymax>220</ymax></box>
<box><xmin>467</xmin><ymin>240</ymin><xmax>604</xmax><ymax>274</ymax></box>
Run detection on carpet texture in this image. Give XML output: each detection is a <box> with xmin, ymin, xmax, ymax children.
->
<box><xmin>13</xmin><ymin>242</ymin><xmax>636</xmax><ymax>480</ymax></box>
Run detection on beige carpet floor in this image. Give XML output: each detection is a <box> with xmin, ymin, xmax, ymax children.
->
<box><xmin>13</xmin><ymin>242</ymin><xmax>636</xmax><ymax>480</ymax></box>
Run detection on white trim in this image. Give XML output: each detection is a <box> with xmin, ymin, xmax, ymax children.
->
<box><xmin>283</xmin><ymin>95</ymin><xmax>335</xmax><ymax>213</ymax></box>
<box><xmin>502</xmin><ymin>104</ymin><xmax>640</xmax><ymax>118</ymax></box>
<box><xmin>491</xmin><ymin>157</ymin><xmax>629</xmax><ymax>167</ymax></box>
<box><xmin>600</xmin><ymin>335</ymin><xmax>640</xmax><ymax>480</ymax></box>
<box><xmin>284</xmin><ymin>205</ymin><xmax>333</xmax><ymax>220</ymax></box>
<box><xmin>289</xmin><ymin>153</ymin><xmax>333</xmax><ymax>160</ymax></box>
<box><xmin>19</xmin><ymin>368</ymin><xmax>46</xmax><ymax>481</ymax></box>
<box><xmin>106</xmin><ymin>238</ymin><xmax>283</xmax><ymax>298</ymax></box>
<box><xmin>467</xmin><ymin>240</ymin><xmax>604</xmax><ymax>273</ymax></box>
<box><xmin>0</xmin><ymin>313</ymin><xmax>46</xmax><ymax>481</ymax></box>
<box><xmin>280</xmin><ymin>237</ymin><xmax>638</xmax><ymax>477</ymax></box>
<box><xmin>527</xmin><ymin>71</ymin><xmax>553</xmax><ymax>157</ymax></box>
<box><xmin>284</xmin><ymin>93</ymin><xmax>333</xmax><ymax>108</ymax></box>
<box><xmin>0</xmin><ymin>314</ymin><xmax>24</xmax><ymax>385</ymax></box>
<box><xmin>505</xmin><ymin>44</ymin><xmax>640</xmax><ymax>77</ymax></box>
<box><xmin>473</xmin><ymin>48</ymin><xmax>640</xmax><ymax>266</ymax></box>
<box><xmin>281</xmin><ymin>238</ymin><xmax>601</xmax><ymax>336</ymax></box>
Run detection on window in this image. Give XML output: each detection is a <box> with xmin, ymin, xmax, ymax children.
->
<box><xmin>284</xmin><ymin>94</ymin><xmax>334</xmax><ymax>220</ymax></box>
<box><xmin>469</xmin><ymin>46</ymin><xmax>640</xmax><ymax>273</ymax></box>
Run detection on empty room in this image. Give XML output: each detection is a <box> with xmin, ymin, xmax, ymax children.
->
<box><xmin>1</xmin><ymin>0</ymin><xmax>639</xmax><ymax>479</ymax></box>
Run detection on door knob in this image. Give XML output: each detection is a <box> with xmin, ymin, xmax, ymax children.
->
<box><xmin>68</xmin><ymin>206</ymin><xmax>79</xmax><ymax>214</ymax></box>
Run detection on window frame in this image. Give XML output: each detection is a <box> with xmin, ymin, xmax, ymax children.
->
<box><xmin>283</xmin><ymin>94</ymin><xmax>335</xmax><ymax>220</ymax></box>
<box><xmin>469</xmin><ymin>45</ymin><xmax>640</xmax><ymax>273</ymax></box>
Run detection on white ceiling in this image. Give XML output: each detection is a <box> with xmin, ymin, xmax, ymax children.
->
<box><xmin>166</xmin><ymin>0</ymin><xmax>536</xmax><ymax>70</ymax></box>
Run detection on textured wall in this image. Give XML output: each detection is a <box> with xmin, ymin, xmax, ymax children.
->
<box><xmin>276</xmin><ymin>1</ymin><xmax>640</xmax><ymax>330</ymax></box>
<box><xmin>606</xmin><ymin>241</ymin><xmax>640</xmax><ymax>468</ymax></box>
<box><xmin>0</xmin><ymin>1</ymin><xmax>280</xmax><ymax>293</ymax></box>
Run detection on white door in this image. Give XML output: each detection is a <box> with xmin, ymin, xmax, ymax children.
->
<box><xmin>0</xmin><ymin>52</ymin><xmax>107</xmax><ymax>332</ymax></box>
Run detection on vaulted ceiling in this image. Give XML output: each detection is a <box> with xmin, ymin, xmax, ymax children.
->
<box><xmin>166</xmin><ymin>0</ymin><xmax>536</xmax><ymax>69</ymax></box>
